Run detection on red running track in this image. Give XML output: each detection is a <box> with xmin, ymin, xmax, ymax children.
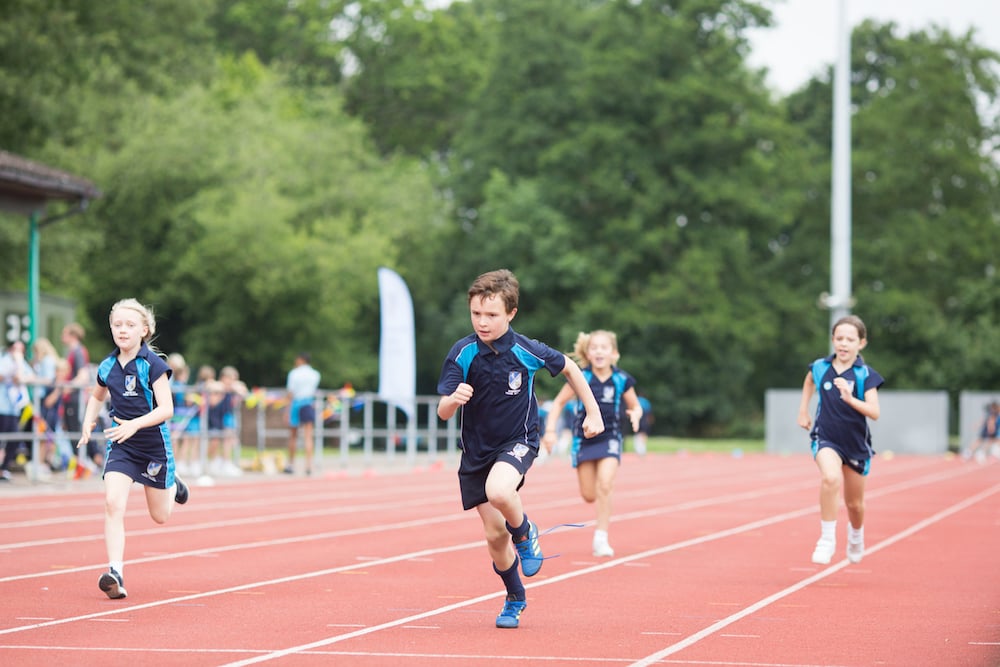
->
<box><xmin>1</xmin><ymin>452</ymin><xmax>998</xmax><ymax>666</ymax></box>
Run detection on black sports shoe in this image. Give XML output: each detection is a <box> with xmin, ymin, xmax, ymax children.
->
<box><xmin>98</xmin><ymin>568</ymin><xmax>127</xmax><ymax>599</ymax></box>
<box><xmin>174</xmin><ymin>478</ymin><xmax>189</xmax><ymax>505</ymax></box>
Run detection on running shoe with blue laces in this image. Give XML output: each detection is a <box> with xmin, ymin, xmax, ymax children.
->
<box><xmin>513</xmin><ymin>520</ymin><xmax>543</xmax><ymax>576</ymax></box>
<box><xmin>495</xmin><ymin>595</ymin><xmax>527</xmax><ymax>629</ymax></box>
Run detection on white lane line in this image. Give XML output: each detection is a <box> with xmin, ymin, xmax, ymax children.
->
<box><xmin>627</xmin><ymin>482</ymin><xmax>1000</xmax><ymax>667</ymax></box>
<box><xmin>215</xmin><ymin>474</ymin><xmax>999</xmax><ymax>665</ymax></box>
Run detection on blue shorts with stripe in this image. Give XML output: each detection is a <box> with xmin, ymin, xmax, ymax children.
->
<box><xmin>289</xmin><ymin>398</ymin><xmax>316</xmax><ymax>428</ymax></box>
<box><xmin>811</xmin><ymin>439</ymin><xmax>871</xmax><ymax>476</ymax></box>
<box><xmin>103</xmin><ymin>441</ymin><xmax>177</xmax><ymax>490</ymax></box>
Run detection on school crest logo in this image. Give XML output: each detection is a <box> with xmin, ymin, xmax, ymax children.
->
<box><xmin>507</xmin><ymin>443</ymin><xmax>530</xmax><ymax>462</ymax></box>
<box><xmin>823</xmin><ymin>381</ymin><xmax>833</xmax><ymax>391</ymax></box>
<box><xmin>601</xmin><ymin>386</ymin><xmax>615</xmax><ymax>403</ymax></box>
<box><xmin>124</xmin><ymin>375</ymin><xmax>139</xmax><ymax>397</ymax></box>
<box><xmin>506</xmin><ymin>371</ymin><xmax>523</xmax><ymax>396</ymax></box>
<box><xmin>142</xmin><ymin>461</ymin><xmax>163</xmax><ymax>482</ymax></box>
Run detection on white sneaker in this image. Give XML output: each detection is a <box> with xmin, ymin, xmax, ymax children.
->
<box><xmin>592</xmin><ymin>540</ymin><xmax>615</xmax><ymax>558</ymax></box>
<box><xmin>811</xmin><ymin>538</ymin><xmax>836</xmax><ymax>564</ymax></box>
<box><xmin>846</xmin><ymin>539</ymin><xmax>864</xmax><ymax>563</ymax></box>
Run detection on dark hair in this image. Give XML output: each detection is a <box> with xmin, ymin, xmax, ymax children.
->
<box><xmin>468</xmin><ymin>269</ymin><xmax>519</xmax><ymax>313</ymax></box>
<box><xmin>832</xmin><ymin>314</ymin><xmax>867</xmax><ymax>340</ymax></box>
<box><xmin>298</xmin><ymin>352</ymin><xmax>311</xmax><ymax>363</ymax></box>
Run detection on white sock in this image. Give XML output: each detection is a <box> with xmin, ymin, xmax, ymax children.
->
<box><xmin>594</xmin><ymin>529</ymin><xmax>609</xmax><ymax>545</ymax></box>
<box><xmin>820</xmin><ymin>520</ymin><xmax>836</xmax><ymax>542</ymax></box>
<box><xmin>110</xmin><ymin>561</ymin><xmax>123</xmax><ymax>575</ymax></box>
<box><xmin>848</xmin><ymin>525</ymin><xmax>864</xmax><ymax>543</ymax></box>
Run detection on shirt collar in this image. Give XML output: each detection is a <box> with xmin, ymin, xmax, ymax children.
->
<box><xmin>477</xmin><ymin>327</ymin><xmax>515</xmax><ymax>355</ymax></box>
<box><xmin>824</xmin><ymin>352</ymin><xmax>865</xmax><ymax>368</ymax></box>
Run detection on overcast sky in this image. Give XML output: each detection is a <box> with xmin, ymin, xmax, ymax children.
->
<box><xmin>746</xmin><ymin>0</ymin><xmax>1000</xmax><ymax>93</ymax></box>
<box><xmin>423</xmin><ymin>1</ymin><xmax>999</xmax><ymax>95</ymax></box>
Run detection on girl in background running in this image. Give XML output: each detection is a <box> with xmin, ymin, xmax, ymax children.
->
<box><xmin>797</xmin><ymin>315</ymin><xmax>884</xmax><ymax>565</ymax></box>
<box><xmin>542</xmin><ymin>329</ymin><xmax>642</xmax><ymax>558</ymax></box>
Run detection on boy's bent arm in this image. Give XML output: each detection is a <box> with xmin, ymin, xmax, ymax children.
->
<box><xmin>438</xmin><ymin>382</ymin><xmax>473</xmax><ymax>421</ymax></box>
<box><xmin>560</xmin><ymin>356</ymin><xmax>604</xmax><ymax>438</ymax></box>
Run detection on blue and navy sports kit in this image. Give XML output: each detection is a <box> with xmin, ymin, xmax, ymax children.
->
<box><xmin>208</xmin><ymin>391</ymin><xmax>236</xmax><ymax>431</ymax></box>
<box><xmin>808</xmin><ymin>354</ymin><xmax>884</xmax><ymax>475</ymax></box>
<box><xmin>570</xmin><ymin>367</ymin><xmax>636</xmax><ymax>467</ymax></box>
<box><xmin>169</xmin><ymin>377</ymin><xmax>198</xmax><ymax>434</ymax></box>
<box><xmin>286</xmin><ymin>363</ymin><xmax>321</xmax><ymax>428</ymax></box>
<box><xmin>437</xmin><ymin>327</ymin><xmax>566</xmax><ymax>510</ymax></box>
<box><xmin>96</xmin><ymin>343</ymin><xmax>177</xmax><ymax>490</ymax></box>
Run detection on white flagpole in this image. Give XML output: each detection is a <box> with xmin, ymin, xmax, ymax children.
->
<box><xmin>829</xmin><ymin>0</ymin><xmax>853</xmax><ymax>334</ymax></box>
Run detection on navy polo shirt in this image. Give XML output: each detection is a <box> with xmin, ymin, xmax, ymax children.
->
<box><xmin>437</xmin><ymin>327</ymin><xmax>566</xmax><ymax>469</ymax></box>
<box><xmin>573</xmin><ymin>367</ymin><xmax>636</xmax><ymax>445</ymax></box>
<box><xmin>810</xmin><ymin>355</ymin><xmax>884</xmax><ymax>458</ymax></box>
<box><xmin>96</xmin><ymin>343</ymin><xmax>173</xmax><ymax>450</ymax></box>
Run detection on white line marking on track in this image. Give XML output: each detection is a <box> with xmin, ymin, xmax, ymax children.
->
<box><xmin>627</xmin><ymin>482</ymin><xmax>1000</xmax><ymax>667</ymax></box>
<box><xmin>212</xmin><ymin>473</ymin><xmax>1000</xmax><ymax>665</ymax></box>
<box><xmin>1</xmin><ymin>457</ymin><xmax>987</xmax><ymax>667</ymax></box>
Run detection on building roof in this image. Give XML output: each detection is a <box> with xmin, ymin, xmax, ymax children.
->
<box><xmin>0</xmin><ymin>149</ymin><xmax>101</xmax><ymax>215</ymax></box>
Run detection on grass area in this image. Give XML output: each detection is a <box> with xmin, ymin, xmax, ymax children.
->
<box><xmin>639</xmin><ymin>436</ymin><xmax>765</xmax><ymax>454</ymax></box>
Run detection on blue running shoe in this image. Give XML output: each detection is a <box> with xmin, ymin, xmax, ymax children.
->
<box><xmin>513</xmin><ymin>520</ymin><xmax>543</xmax><ymax>577</ymax></box>
<box><xmin>495</xmin><ymin>595</ymin><xmax>527</xmax><ymax>629</ymax></box>
<box><xmin>98</xmin><ymin>568</ymin><xmax>127</xmax><ymax>600</ymax></box>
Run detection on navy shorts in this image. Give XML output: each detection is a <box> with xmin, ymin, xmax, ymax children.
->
<box><xmin>572</xmin><ymin>437</ymin><xmax>622</xmax><ymax>468</ymax></box>
<box><xmin>103</xmin><ymin>442</ymin><xmax>177</xmax><ymax>489</ymax></box>
<box><xmin>289</xmin><ymin>398</ymin><xmax>315</xmax><ymax>428</ymax></box>
<box><xmin>811</xmin><ymin>439</ymin><xmax>871</xmax><ymax>476</ymax></box>
<box><xmin>457</xmin><ymin>442</ymin><xmax>536</xmax><ymax>511</ymax></box>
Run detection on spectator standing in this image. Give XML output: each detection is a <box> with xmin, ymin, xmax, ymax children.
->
<box><xmin>0</xmin><ymin>341</ymin><xmax>33</xmax><ymax>481</ymax></box>
<box><xmin>60</xmin><ymin>323</ymin><xmax>91</xmax><ymax>472</ymax></box>
<box><xmin>180</xmin><ymin>365</ymin><xmax>216</xmax><ymax>477</ymax></box>
<box><xmin>166</xmin><ymin>354</ymin><xmax>196</xmax><ymax>475</ymax></box>
<box><xmin>963</xmin><ymin>400</ymin><xmax>999</xmax><ymax>462</ymax></box>
<box><xmin>284</xmin><ymin>353</ymin><xmax>321</xmax><ymax>475</ymax></box>
<box><xmin>208</xmin><ymin>365</ymin><xmax>247</xmax><ymax>477</ymax></box>
<box><xmin>32</xmin><ymin>337</ymin><xmax>71</xmax><ymax>472</ymax></box>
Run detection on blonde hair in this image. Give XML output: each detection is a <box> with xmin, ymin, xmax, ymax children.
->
<box><xmin>109</xmin><ymin>298</ymin><xmax>160</xmax><ymax>353</ymax></box>
<box><xmin>167</xmin><ymin>353</ymin><xmax>189</xmax><ymax>381</ymax></box>
<box><xmin>32</xmin><ymin>337</ymin><xmax>59</xmax><ymax>360</ymax></box>
<box><xmin>569</xmin><ymin>329</ymin><xmax>621</xmax><ymax>367</ymax></box>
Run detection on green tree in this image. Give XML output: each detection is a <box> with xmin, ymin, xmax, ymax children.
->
<box><xmin>786</xmin><ymin>20</ymin><xmax>1000</xmax><ymax>395</ymax></box>
<box><xmin>54</xmin><ymin>58</ymin><xmax>443</xmax><ymax>386</ymax></box>
<box><xmin>0</xmin><ymin>0</ymin><xmax>216</xmax><ymax>153</ymax></box>
<box><xmin>339</xmin><ymin>0</ymin><xmax>492</xmax><ymax>156</ymax></box>
<box><xmin>436</xmin><ymin>0</ymin><xmax>809</xmax><ymax>433</ymax></box>
<box><xmin>209</xmin><ymin>0</ymin><xmax>347</xmax><ymax>87</ymax></box>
